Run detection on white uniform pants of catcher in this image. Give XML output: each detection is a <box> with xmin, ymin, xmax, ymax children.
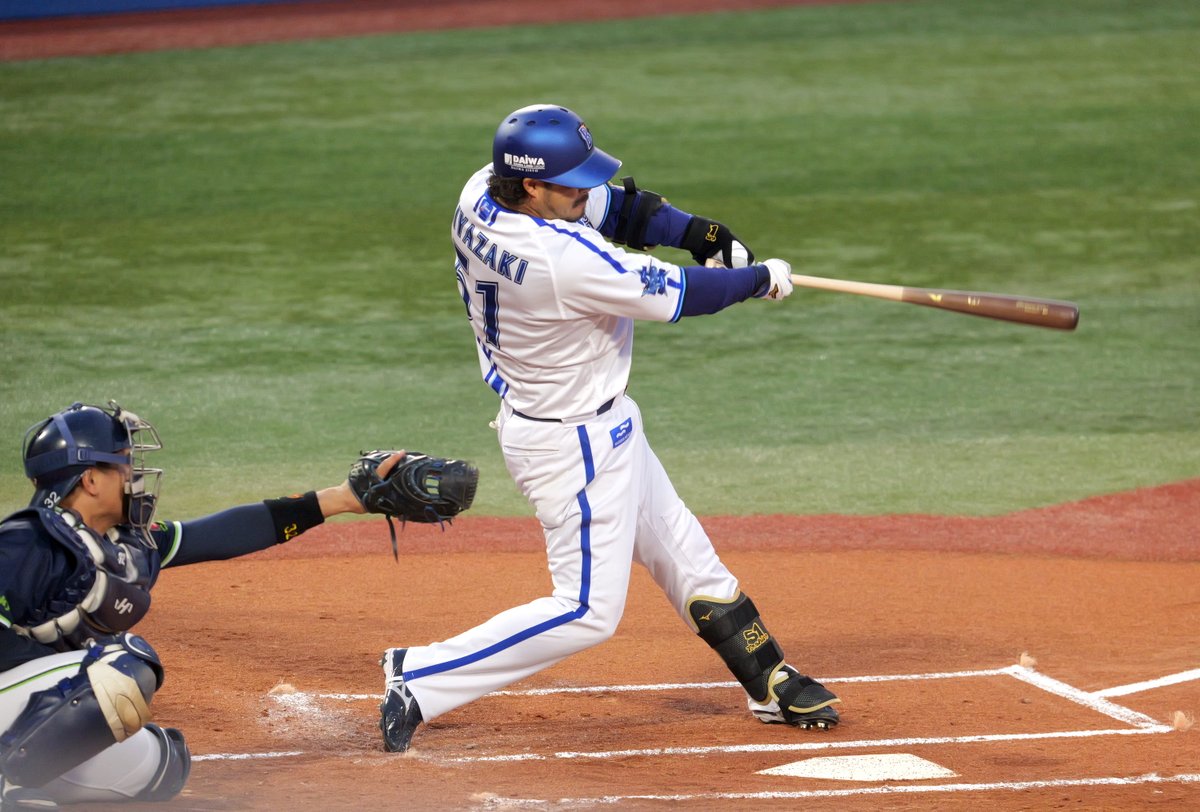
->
<box><xmin>0</xmin><ymin>651</ymin><xmax>167</xmax><ymax>803</ymax></box>
<box><xmin>402</xmin><ymin>394</ymin><xmax>740</xmax><ymax>720</ymax></box>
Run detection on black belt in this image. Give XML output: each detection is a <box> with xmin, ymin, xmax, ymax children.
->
<box><xmin>512</xmin><ymin>395</ymin><xmax>618</xmax><ymax>423</ymax></box>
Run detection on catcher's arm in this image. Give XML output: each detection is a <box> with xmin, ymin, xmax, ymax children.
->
<box><xmin>154</xmin><ymin>452</ymin><xmax>411</xmax><ymax>569</ymax></box>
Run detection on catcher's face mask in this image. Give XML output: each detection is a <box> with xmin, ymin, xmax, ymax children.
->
<box><xmin>112</xmin><ymin>403</ymin><xmax>164</xmax><ymax>539</ymax></box>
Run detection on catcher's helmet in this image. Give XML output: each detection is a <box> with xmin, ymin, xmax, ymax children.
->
<box><xmin>23</xmin><ymin>401</ymin><xmax>163</xmax><ymax>531</ymax></box>
<box><xmin>492</xmin><ymin>104</ymin><xmax>621</xmax><ymax>189</ymax></box>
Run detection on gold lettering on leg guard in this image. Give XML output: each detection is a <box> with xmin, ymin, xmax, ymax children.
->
<box><xmin>87</xmin><ymin>660</ymin><xmax>152</xmax><ymax>741</ymax></box>
<box><xmin>743</xmin><ymin>622</ymin><xmax>770</xmax><ymax>653</ymax></box>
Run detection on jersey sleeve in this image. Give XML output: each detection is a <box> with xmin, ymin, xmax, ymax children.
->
<box><xmin>584</xmin><ymin>183</ymin><xmax>613</xmax><ymax>230</ymax></box>
<box><xmin>546</xmin><ymin>224</ymin><xmax>686</xmax><ymax>324</ymax></box>
<box><xmin>158</xmin><ymin>502</ymin><xmax>279</xmax><ymax>568</ymax></box>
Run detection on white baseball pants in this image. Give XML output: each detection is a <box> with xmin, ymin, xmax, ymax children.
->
<box><xmin>402</xmin><ymin>395</ymin><xmax>739</xmax><ymax>720</ymax></box>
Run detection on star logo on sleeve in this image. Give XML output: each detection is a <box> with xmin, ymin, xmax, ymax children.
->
<box><xmin>639</xmin><ymin>265</ymin><xmax>668</xmax><ymax>296</ymax></box>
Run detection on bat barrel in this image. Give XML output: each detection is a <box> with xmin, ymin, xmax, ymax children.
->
<box><xmin>902</xmin><ymin>288</ymin><xmax>1079</xmax><ymax>330</ymax></box>
<box><xmin>787</xmin><ymin>273</ymin><xmax>1080</xmax><ymax>331</ymax></box>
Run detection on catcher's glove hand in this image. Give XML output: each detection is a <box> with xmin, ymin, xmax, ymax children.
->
<box><xmin>349</xmin><ymin>450</ymin><xmax>479</xmax><ymax>560</ymax></box>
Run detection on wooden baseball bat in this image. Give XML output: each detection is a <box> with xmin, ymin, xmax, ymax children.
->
<box><xmin>789</xmin><ymin>273</ymin><xmax>1080</xmax><ymax>331</ymax></box>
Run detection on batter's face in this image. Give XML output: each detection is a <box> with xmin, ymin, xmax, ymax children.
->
<box><xmin>521</xmin><ymin>180</ymin><xmax>590</xmax><ymax>222</ymax></box>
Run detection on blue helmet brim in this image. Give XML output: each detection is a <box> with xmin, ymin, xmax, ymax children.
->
<box><xmin>541</xmin><ymin>148</ymin><xmax>621</xmax><ymax>189</ymax></box>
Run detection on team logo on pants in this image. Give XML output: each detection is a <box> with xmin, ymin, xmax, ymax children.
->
<box><xmin>610</xmin><ymin>418</ymin><xmax>633</xmax><ymax>449</ymax></box>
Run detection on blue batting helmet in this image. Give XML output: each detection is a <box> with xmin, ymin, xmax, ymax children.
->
<box><xmin>492</xmin><ymin>104</ymin><xmax>621</xmax><ymax>189</ymax></box>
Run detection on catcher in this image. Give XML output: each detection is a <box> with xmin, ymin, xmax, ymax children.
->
<box><xmin>0</xmin><ymin>402</ymin><xmax>476</xmax><ymax>810</ymax></box>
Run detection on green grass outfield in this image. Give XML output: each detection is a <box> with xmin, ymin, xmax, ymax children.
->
<box><xmin>1</xmin><ymin>0</ymin><xmax>1197</xmax><ymax>520</ymax></box>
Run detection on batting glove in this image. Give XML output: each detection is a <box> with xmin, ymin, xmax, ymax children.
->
<box><xmin>703</xmin><ymin>239</ymin><xmax>752</xmax><ymax>269</ymax></box>
<box><xmin>755</xmin><ymin>258</ymin><xmax>794</xmax><ymax>301</ymax></box>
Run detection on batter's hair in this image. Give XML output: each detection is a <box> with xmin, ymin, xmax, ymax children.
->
<box><xmin>487</xmin><ymin>173</ymin><xmax>529</xmax><ymax>208</ymax></box>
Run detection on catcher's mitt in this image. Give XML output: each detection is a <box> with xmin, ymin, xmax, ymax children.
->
<box><xmin>349</xmin><ymin>450</ymin><xmax>479</xmax><ymax>560</ymax></box>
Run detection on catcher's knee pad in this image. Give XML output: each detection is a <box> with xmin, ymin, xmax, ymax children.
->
<box><xmin>0</xmin><ymin>636</ymin><xmax>161</xmax><ymax>788</ymax></box>
<box><xmin>687</xmin><ymin>592</ymin><xmax>784</xmax><ymax>704</ymax></box>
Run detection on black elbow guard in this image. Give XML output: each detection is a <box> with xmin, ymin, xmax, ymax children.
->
<box><xmin>610</xmin><ymin>176</ymin><xmax>666</xmax><ymax>251</ymax></box>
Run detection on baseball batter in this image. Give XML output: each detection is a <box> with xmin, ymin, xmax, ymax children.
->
<box><xmin>380</xmin><ymin>104</ymin><xmax>840</xmax><ymax>752</ymax></box>
<box><xmin>0</xmin><ymin>402</ymin><xmax>404</xmax><ymax>809</ymax></box>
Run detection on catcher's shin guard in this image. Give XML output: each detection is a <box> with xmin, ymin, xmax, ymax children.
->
<box><xmin>687</xmin><ymin>592</ymin><xmax>840</xmax><ymax>729</ymax></box>
<box><xmin>134</xmin><ymin>725</ymin><xmax>191</xmax><ymax>802</ymax></box>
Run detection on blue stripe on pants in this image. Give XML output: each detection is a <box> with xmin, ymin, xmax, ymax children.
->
<box><xmin>405</xmin><ymin>426</ymin><xmax>596</xmax><ymax>681</ymax></box>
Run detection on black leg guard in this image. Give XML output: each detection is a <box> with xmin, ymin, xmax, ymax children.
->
<box><xmin>687</xmin><ymin>592</ymin><xmax>784</xmax><ymax>704</ymax></box>
<box><xmin>688</xmin><ymin>592</ymin><xmax>841</xmax><ymax>728</ymax></box>
<box><xmin>134</xmin><ymin>724</ymin><xmax>190</xmax><ymax>802</ymax></box>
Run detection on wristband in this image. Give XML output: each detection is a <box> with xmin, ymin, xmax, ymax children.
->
<box><xmin>264</xmin><ymin>491</ymin><xmax>324</xmax><ymax>544</ymax></box>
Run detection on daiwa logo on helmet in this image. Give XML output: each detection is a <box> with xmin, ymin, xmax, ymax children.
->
<box><xmin>504</xmin><ymin>153</ymin><xmax>546</xmax><ymax>173</ymax></box>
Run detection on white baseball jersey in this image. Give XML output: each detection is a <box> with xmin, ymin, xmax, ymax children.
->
<box><xmin>452</xmin><ymin>164</ymin><xmax>685</xmax><ymax>419</ymax></box>
<box><xmin>396</xmin><ymin>166</ymin><xmax>744</xmax><ymax>723</ymax></box>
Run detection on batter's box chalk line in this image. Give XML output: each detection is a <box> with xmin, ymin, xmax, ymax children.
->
<box><xmin>495</xmin><ymin>773</ymin><xmax>1200</xmax><ymax>805</ymax></box>
<box><xmin>193</xmin><ymin>662</ymin><xmax>1195</xmax><ymax>763</ymax></box>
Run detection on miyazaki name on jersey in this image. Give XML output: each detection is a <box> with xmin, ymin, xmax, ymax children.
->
<box><xmin>453</xmin><ymin>205</ymin><xmax>530</xmax><ymax>284</ymax></box>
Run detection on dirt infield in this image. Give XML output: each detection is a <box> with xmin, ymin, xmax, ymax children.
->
<box><xmin>85</xmin><ymin>479</ymin><xmax>1200</xmax><ymax>811</ymax></box>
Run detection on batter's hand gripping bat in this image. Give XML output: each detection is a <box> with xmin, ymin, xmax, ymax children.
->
<box><xmin>788</xmin><ymin>273</ymin><xmax>1079</xmax><ymax>331</ymax></box>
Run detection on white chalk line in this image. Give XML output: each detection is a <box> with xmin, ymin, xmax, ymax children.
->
<box><xmin>200</xmin><ymin>663</ymin><xmax>1183</xmax><ymax>764</ymax></box>
<box><xmin>1002</xmin><ymin>665</ymin><xmax>1165</xmax><ymax>729</ymax></box>
<box><xmin>314</xmin><ymin>664</ymin><xmax>1200</xmax><ymax>703</ymax></box>
<box><xmin>442</xmin><ymin>726</ymin><xmax>1165</xmax><ymax>764</ymax></box>
<box><xmin>507</xmin><ymin>772</ymin><xmax>1200</xmax><ymax>804</ymax></box>
<box><xmin>1093</xmin><ymin>667</ymin><xmax>1200</xmax><ymax>698</ymax></box>
<box><xmin>194</xmin><ymin>751</ymin><xmax>303</xmax><ymax>762</ymax></box>
<box><xmin>315</xmin><ymin>666</ymin><xmax>1013</xmax><ymax>702</ymax></box>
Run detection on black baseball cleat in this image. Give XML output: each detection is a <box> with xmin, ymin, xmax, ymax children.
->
<box><xmin>379</xmin><ymin>648</ymin><xmax>423</xmax><ymax>752</ymax></box>
<box><xmin>748</xmin><ymin>665</ymin><xmax>841</xmax><ymax>730</ymax></box>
